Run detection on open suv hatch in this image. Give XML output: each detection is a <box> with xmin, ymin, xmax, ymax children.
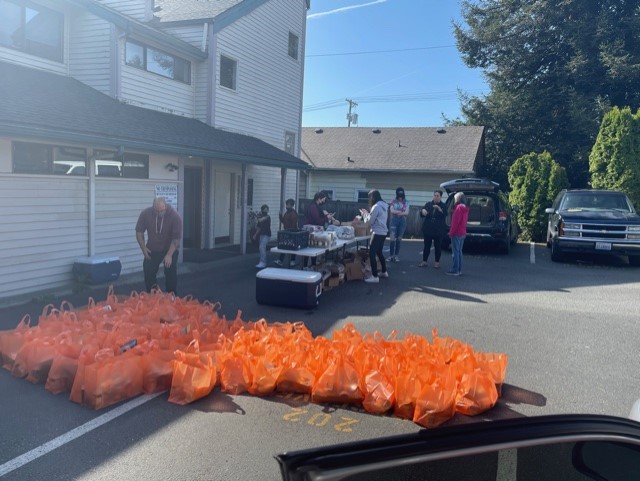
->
<box><xmin>440</xmin><ymin>178</ymin><xmax>519</xmax><ymax>254</ymax></box>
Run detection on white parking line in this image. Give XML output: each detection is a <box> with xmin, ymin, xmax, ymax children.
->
<box><xmin>0</xmin><ymin>393</ymin><xmax>162</xmax><ymax>477</ymax></box>
<box><xmin>496</xmin><ymin>448</ymin><xmax>518</xmax><ymax>480</ymax></box>
<box><xmin>530</xmin><ymin>242</ymin><xmax>536</xmax><ymax>264</ymax></box>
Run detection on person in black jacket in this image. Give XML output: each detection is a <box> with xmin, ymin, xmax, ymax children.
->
<box><xmin>419</xmin><ymin>190</ymin><xmax>447</xmax><ymax>268</ymax></box>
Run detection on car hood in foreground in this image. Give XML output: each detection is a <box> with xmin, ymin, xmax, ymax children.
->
<box><xmin>276</xmin><ymin>414</ymin><xmax>640</xmax><ymax>481</ymax></box>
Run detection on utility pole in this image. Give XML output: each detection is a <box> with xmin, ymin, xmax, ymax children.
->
<box><xmin>346</xmin><ymin>98</ymin><xmax>358</xmax><ymax>127</ymax></box>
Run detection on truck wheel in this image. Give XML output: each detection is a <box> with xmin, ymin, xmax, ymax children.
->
<box><xmin>629</xmin><ymin>255</ymin><xmax>640</xmax><ymax>267</ymax></box>
<box><xmin>550</xmin><ymin>241</ymin><xmax>563</xmax><ymax>262</ymax></box>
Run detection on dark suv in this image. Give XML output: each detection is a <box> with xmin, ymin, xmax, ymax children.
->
<box><xmin>545</xmin><ymin>189</ymin><xmax>640</xmax><ymax>265</ymax></box>
<box><xmin>440</xmin><ymin>178</ymin><xmax>519</xmax><ymax>254</ymax></box>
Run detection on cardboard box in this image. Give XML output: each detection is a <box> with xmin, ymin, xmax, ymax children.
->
<box><xmin>344</xmin><ymin>261</ymin><xmax>364</xmax><ymax>281</ymax></box>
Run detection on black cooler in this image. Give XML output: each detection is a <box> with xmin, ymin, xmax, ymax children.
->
<box><xmin>256</xmin><ymin>268</ymin><xmax>322</xmax><ymax>309</ymax></box>
<box><xmin>73</xmin><ymin>256</ymin><xmax>122</xmax><ymax>284</ymax></box>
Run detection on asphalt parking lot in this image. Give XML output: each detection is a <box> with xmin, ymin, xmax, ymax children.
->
<box><xmin>1</xmin><ymin>240</ymin><xmax>639</xmax><ymax>480</ymax></box>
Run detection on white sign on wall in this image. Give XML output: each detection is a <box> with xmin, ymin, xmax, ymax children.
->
<box><xmin>155</xmin><ymin>184</ymin><xmax>178</xmax><ymax>209</ymax></box>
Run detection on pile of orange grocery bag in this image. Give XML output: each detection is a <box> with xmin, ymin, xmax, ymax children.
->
<box><xmin>0</xmin><ymin>289</ymin><xmax>507</xmax><ymax>428</ymax></box>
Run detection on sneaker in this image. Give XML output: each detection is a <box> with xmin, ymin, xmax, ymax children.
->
<box><xmin>378</xmin><ymin>271</ymin><xmax>389</xmax><ymax>278</ymax></box>
<box><xmin>418</xmin><ymin>261</ymin><xmax>428</xmax><ymax>267</ymax></box>
<box><xmin>386</xmin><ymin>256</ymin><xmax>394</xmax><ymax>262</ymax></box>
<box><xmin>445</xmin><ymin>271</ymin><xmax>459</xmax><ymax>276</ymax></box>
<box><xmin>393</xmin><ymin>256</ymin><xmax>400</xmax><ymax>262</ymax></box>
<box><xmin>273</xmin><ymin>259</ymin><xmax>283</xmax><ymax>266</ymax></box>
<box><xmin>364</xmin><ymin>276</ymin><xmax>379</xmax><ymax>283</ymax></box>
<box><xmin>434</xmin><ymin>262</ymin><xmax>440</xmax><ymax>269</ymax></box>
<box><xmin>256</xmin><ymin>263</ymin><xmax>267</xmax><ymax>268</ymax></box>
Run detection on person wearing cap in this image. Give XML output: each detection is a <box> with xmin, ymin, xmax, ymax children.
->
<box><xmin>387</xmin><ymin>187</ymin><xmax>409</xmax><ymax>262</ymax></box>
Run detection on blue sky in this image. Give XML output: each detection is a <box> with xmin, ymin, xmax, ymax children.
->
<box><xmin>302</xmin><ymin>0</ymin><xmax>488</xmax><ymax>128</ymax></box>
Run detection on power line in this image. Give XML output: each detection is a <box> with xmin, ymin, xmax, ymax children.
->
<box><xmin>303</xmin><ymin>89</ymin><xmax>485</xmax><ymax>112</ymax></box>
<box><xmin>306</xmin><ymin>45</ymin><xmax>456</xmax><ymax>58</ymax></box>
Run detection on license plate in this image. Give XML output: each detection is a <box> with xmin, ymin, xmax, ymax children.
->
<box><xmin>595</xmin><ymin>242</ymin><xmax>611</xmax><ymax>251</ymax></box>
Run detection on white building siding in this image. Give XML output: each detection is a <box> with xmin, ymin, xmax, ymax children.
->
<box><xmin>246</xmin><ymin>164</ymin><xmax>297</xmax><ymax>237</ymax></box>
<box><xmin>213</xmin><ymin>0</ymin><xmax>305</xmax><ymax>151</ymax></box>
<box><xmin>94</xmin><ymin>178</ymin><xmax>171</xmax><ymax>274</ymax></box>
<box><xmin>68</xmin><ymin>12</ymin><xmax>112</xmax><ymax>95</ymax></box>
<box><xmin>99</xmin><ymin>0</ymin><xmax>149</xmax><ymax>21</ymax></box>
<box><xmin>120</xmin><ymin>47</ymin><xmax>196</xmax><ymax>117</ymax></box>
<box><xmin>161</xmin><ymin>25</ymin><xmax>206</xmax><ymax>49</ymax></box>
<box><xmin>0</xmin><ymin>175</ymin><xmax>89</xmax><ymax>297</ymax></box>
<box><xmin>309</xmin><ymin>172</ymin><xmax>456</xmax><ymax>207</ymax></box>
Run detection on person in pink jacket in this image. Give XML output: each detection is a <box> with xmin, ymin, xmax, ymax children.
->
<box><xmin>447</xmin><ymin>192</ymin><xmax>469</xmax><ymax>276</ymax></box>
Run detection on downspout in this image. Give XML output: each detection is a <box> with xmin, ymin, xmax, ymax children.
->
<box><xmin>88</xmin><ymin>153</ymin><xmax>96</xmax><ymax>256</ymax></box>
<box><xmin>240</xmin><ymin>163</ymin><xmax>247</xmax><ymax>254</ymax></box>
<box><xmin>280</xmin><ymin>168</ymin><xmax>287</xmax><ymax>230</ymax></box>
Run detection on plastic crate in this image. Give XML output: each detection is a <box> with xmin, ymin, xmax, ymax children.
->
<box><xmin>277</xmin><ymin>229</ymin><xmax>310</xmax><ymax>250</ymax></box>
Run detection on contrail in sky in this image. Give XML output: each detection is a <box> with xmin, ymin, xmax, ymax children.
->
<box><xmin>307</xmin><ymin>0</ymin><xmax>387</xmax><ymax>19</ymax></box>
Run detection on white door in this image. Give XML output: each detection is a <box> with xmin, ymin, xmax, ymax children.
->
<box><xmin>214</xmin><ymin>171</ymin><xmax>232</xmax><ymax>241</ymax></box>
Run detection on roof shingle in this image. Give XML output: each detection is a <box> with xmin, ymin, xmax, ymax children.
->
<box><xmin>301</xmin><ymin>126</ymin><xmax>484</xmax><ymax>173</ymax></box>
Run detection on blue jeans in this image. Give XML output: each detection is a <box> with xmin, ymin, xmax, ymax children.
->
<box><xmin>388</xmin><ymin>216</ymin><xmax>407</xmax><ymax>257</ymax></box>
<box><xmin>259</xmin><ymin>235</ymin><xmax>269</xmax><ymax>264</ymax></box>
<box><xmin>450</xmin><ymin>235</ymin><xmax>465</xmax><ymax>273</ymax></box>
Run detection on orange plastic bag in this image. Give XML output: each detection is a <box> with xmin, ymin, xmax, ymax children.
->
<box><xmin>361</xmin><ymin>369</ymin><xmax>395</xmax><ymax>414</ymax></box>
<box><xmin>455</xmin><ymin>371</ymin><xmax>498</xmax><ymax>416</ymax></box>
<box><xmin>82</xmin><ymin>348</ymin><xmax>144</xmax><ymax>409</ymax></box>
<box><xmin>141</xmin><ymin>346</ymin><xmax>175</xmax><ymax>394</ymax></box>
<box><xmin>0</xmin><ymin>315</ymin><xmax>31</xmax><ymax>371</ymax></box>
<box><xmin>312</xmin><ymin>355</ymin><xmax>364</xmax><ymax>405</ymax></box>
<box><xmin>475</xmin><ymin>352</ymin><xmax>508</xmax><ymax>395</ymax></box>
<box><xmin>69</xmin><ymin>344</ymin><xmax>101</xmax><ymax>404</ymax></box>
<box><xmin>218</xmin><ymin>353</ymin><xmax>250</xmax><ymax>395</ymax></box>
<box><xmin>168</xmin><ymin>342</ymin><xmax>216</xmax><ymax>405</ymax></box>
<box><xmin>413</xmin><ymin>373</ymin><xmax>457</xmax><ymax>428</ymax></box>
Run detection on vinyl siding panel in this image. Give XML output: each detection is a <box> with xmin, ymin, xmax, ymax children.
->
<box><xmin>120</xmin><ymin>44</ymin><xmax>196</xmax><ymax>117</ymax></box>
<box><xmin>0</xmin><ymin>175</ymin><xmax>89</xmax><ymax>297</ymax></box>
<box><xmin>68</xmin><ymin>12</ymin><xmax>112</xmax><ymax>95</ymax></box>
<box><xmin>309</xmin><ymin>172</ymin><xmax>457</xmax><ymax>206</ymax></box>
<box><xmin>160</xmin><ymin>25</ymin><xmax>206</xmax><ymax>49</ymax></box>
<box><xmin>94</xmin><ymin>178</ymin><xmax>180</xmax><ymax>275</ymax></box>
<box><xmin>213</xmin><ymin>0</ymin><xmax>305</xmax><ymax>151</ymax></box>
<box><xmin>246</xmin><ymin>164</ymin><xmax>297</xmax><ymax>238</ymax></box>
<box><xmin>100</xmin><ymin>0</ymin><xmax>148</xmax><ymax>21</ymax></box>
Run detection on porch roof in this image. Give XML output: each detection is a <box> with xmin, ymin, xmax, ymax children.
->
<box><xmin>0</xmin><ymin>61</ymin><xmax>308</xmax><ymax>170</ymax></box>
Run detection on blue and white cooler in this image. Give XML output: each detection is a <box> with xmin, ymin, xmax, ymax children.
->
<box><xmin>73</xmin><ymin>256</ymin><xmax>122</xmax><ymax>284</ymax></box>
<box><xmin>256</xmin><ymin>268</ymin><xmax>322</xmax><ymax>309</ymax></box>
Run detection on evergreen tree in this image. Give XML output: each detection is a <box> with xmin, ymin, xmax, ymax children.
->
<box><xmin>589</xmin><ymin>107</ymin><xmax>640</xmax><ymax>208</ymax></box>
<box><xmin>508</xmin><ymin>151</ymin><xmax>569</xmax><ymax>241</ymax></box>
<box><xmin>453</xmin><ymin>0</ymin><xmax>640</xmax><ymax>188</ymax></box>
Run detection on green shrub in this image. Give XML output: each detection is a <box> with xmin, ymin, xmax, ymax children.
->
<box><xmin>508</xmin><ymin>151</ymin><xmax>569</xmax><ymax>242</ymax></box>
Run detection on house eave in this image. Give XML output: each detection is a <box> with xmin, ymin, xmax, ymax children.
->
<box><xmin>0</xmin><ymin>124</ymin><xmax>308</xmax><ymax>170</ymax></box>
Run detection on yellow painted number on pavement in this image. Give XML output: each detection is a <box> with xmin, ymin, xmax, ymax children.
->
<box><xmin>307</xmin><ymin>413</ymin><xmax>332</xmax><ymax>427</ymax></box>
<box><xmin>334</xmin><ymin>416</ymin><xmax>359</xmax><ymax>433</ymax></box>
<box><xmin>283</xmin><ymin>407</ymin><xmax>308</xmax><ymax>422</ymax></box>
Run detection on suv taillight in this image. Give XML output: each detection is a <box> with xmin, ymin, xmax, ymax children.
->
<box><xmin>498</xmin><ymin>210</ymin><xmax>508</xmax><ymax>222</ymax></box>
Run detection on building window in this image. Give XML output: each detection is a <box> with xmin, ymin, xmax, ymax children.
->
<box><xmin>220</xmin><ymin>55</ymin><xmax>237</xmax><ymax>90</ymax></box>
<box><xmin>0</xmin><ymin>0</ymin><xmax>63</xmax><ymax>62</ymax></box>
<box><xmin>94</xmin><ymin>150</ymin><xmax>149</xmax><ymax>178</ymax></box>
<box><xmin>357</xmin><ymin>190</ymin><xmax>369</xmax><ymax>203</ymax></box>
<box><xmin>284</xmin><ymin>131</ymin><xmax>296</xmax><ymax>155</ymax></box>
<box><xmin>288</xmin><ymin>32</ymin><xmax>299</xmax><ymax>60</ymax></box>
<box><xmin>125</xmin><ymin>40</ymin><xmax>191</xmax><ymax>84</ymax></box>
<box><xmin>13</xmin><ymin>142</ymin><xmax>86</xmax><ymax>175</ymax></box>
